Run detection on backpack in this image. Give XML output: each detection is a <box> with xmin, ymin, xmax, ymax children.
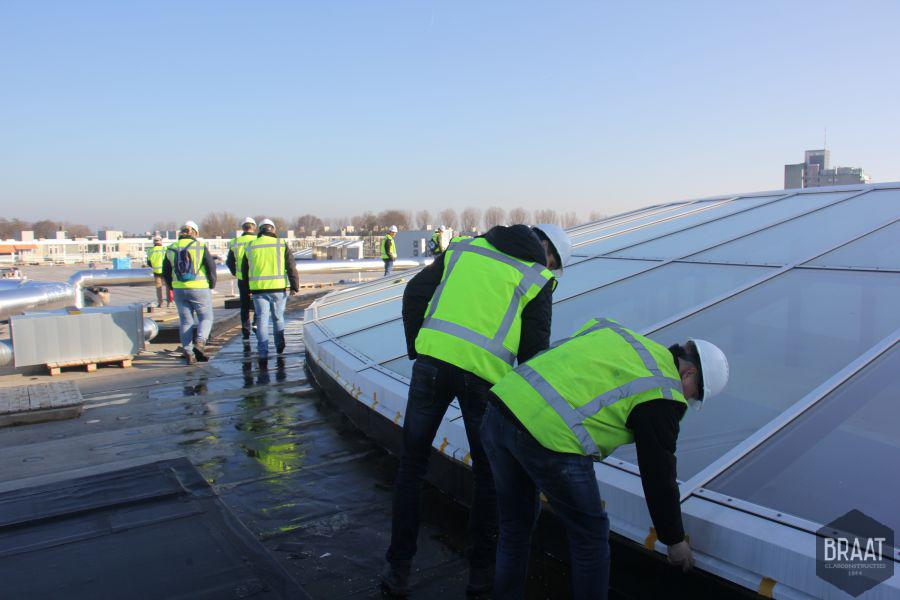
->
<box><xmin>174</xmin><ymin>241</ymin><xmax>199</xmax><ymax>282</ymax></box>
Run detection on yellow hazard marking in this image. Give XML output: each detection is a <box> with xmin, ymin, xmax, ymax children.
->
<box><xmin>758</xmin><ymin>577</ymin><xmax>776</xmax><ymax>598</ymax></box>
<box><xmin>462</xmin><ymin>452</ymin><xmax>471</xmax><ymax>465</ymax></box>
<box><xmin>644</xmin><ymin>528</ymin><xmax>658</xmax><ymax>550</ymax></box>
<box><xmin>394</xmin><ymin>411</ymin><xmax>401</xmax><ymax>424</ymax></box>
<box><xmin>439</xmin><ymin>437</ymin><xmax>449</xmax><ymax>453</ymax></box>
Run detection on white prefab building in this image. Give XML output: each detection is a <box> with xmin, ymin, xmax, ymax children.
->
<box><xmin>303</xmin><ymin>181</ymin><xmax>900</xmax><ymax>599</ymax></box>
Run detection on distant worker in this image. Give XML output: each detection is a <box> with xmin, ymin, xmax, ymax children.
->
<box><xmin>381</xmin><ymin>225</ymin><xmax>398</xmax><ymax>276</ymax></box>
<box><xmin>145</xmin><ymin>235</ymin><xmax>167</xmax><ymax>307</ymax></box>
<box><xmin>241</xmin><ymin>218</ymin><xmax>299</xmax><ymax>370</ymax></box>
<box><xmin>381</xmin><ymin>223</ymin><xmax>572</xmax><ymax>597</ymax></box>
<box><xmin>429</xmin><ymin>227</ymin><xmax>441</xmax><ymax>256</ymax></box>
<box><xmin>226</xmin><ymin>217</ymin><xmax>258</xmax><ymax>346</ymax></box>
<box><xmin>482</xmin><ymin>318</ymin><xmax>730</xmax><ymax>599</ymax></box>
<box><xmin>162</xmin><ymin>221</ymin><xmax>217</xmax><ymax>365</ymax></box>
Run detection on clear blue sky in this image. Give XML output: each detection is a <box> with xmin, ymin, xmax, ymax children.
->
<box><xmin>2</xmin><ymin>1</ymin><xmax>899</xmax><ymax>231</ymax></box>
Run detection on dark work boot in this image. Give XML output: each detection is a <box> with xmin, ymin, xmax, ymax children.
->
<box><xmin>193</xmin><ymin>338</ymin><xmax>209</xmax><ymax>362</ymax></box>
<box><xmin>183</xmin><ymin>350</ymin><xmax>197</xmax><ymax>365</ymax></box>
<box><xmin>380</xmin><ymin>562</ymin><xmax>410</xmax><ymax>597</ymax></box>
<box><xmin>258</xmin><ymin>357</ymin><xmax>268</xmax><ymax>371</ymax></box>
<box><xmin>466</xmin><ymin>565</ymin><xmax>494</xmax><ymax>597</ymax></box>
<box><xmin>276</xmin><ymin>342</ymin><xmax>286</xmax><ymax>355</ymax></box>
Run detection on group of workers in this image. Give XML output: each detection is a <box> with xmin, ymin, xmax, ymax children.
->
<box><xmin>381</xmin><ymin>222</ymin><xmax>730</xmax><ymax>599</ymax></box>
<box><xmin>145</xmin><ymin>217</ymin><xmax>299</xmax><ymax>368</ymax></box>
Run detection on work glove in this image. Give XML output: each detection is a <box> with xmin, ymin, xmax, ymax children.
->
<box><xmin>667</xmin><ymin>540</ymin><xmax>694</xmax><ymax>573</ymax></box>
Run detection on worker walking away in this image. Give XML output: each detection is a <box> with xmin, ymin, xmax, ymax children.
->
<box><xmin>429</xmin><ymin>227</ymin><xmax>441</xmax><ymax>256</ymax></box>
<box><xmin>226</xmin><ymin>217</ymin><xmax>258</xmax><ymax>347</ymax></box>
<box><xmin>381</xmin><ymin>223</ymin><xmax>572</xmax><ymax>597</ymax></box>
<box><xmin>145</xmin><ymin>235</ymin><xmax>167</xmax><ymax>307</ymax></box>
<box><xmin>241</xmin><ymin>218</ymin><xmax>299</xmax><ymax>370</ymax></box>
<box><xmin>382</xmin><ymin>225</ymin><xmax>398</xmax><ymax>276</ymax></box>
<box><xmin>162</xmin><ymin>221</ymin><xmax>217</xmax><ymax>365</ymax></box>
<box><xmin>482</xmin><ymin>317</ymin><xmax>730</xmax><ymax>599</ymax></box>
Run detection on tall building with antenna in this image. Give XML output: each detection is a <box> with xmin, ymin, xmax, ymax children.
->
<box><xmin>784</xmin><ymin>148</ymin><xmax>870</xmax><ymax>189</ymax></box>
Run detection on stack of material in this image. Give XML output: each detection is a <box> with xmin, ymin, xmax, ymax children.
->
<box><xmin>0</xmin><ymin>381</ymin><xmax>83</xmax><ymax>427</ymax></box>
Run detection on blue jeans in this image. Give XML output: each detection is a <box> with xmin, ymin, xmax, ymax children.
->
<box><xmin>252</xmin><ymin>291</ymin><xmax>286</xmax><ymax>358</ymax></box>
<box><xmin>172</xmin><ymin>288</ymin><xmax>214</xmax><ymax>351</ymax></box>
<box><xmin>383</xmin><ymin>258</ymin><xmax>394</xmax><ymax>276</ymax></box>
<box><xmin>386</xmin><ymin>356</ymin><xmax>497</xmax><ymax>571</ymax></box>
<box><xmin>481</xmin><ymin>403</ymin><xmax>610</xmax><ymax>600</ymax></box>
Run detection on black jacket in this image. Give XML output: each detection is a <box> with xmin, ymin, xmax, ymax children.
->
<box><xmin>402</xmin><ymin>224</ymin><xmax>554</xmax><ymax>363</ymax></box>
<box><xmin>240</xmin><ymin>231</ymin><xmax>300</xmax><ymax>293</ymax></box>
<box><xmin>161</xmin><ymin>236</ymin><xmax>217</xmax><ymax>289</ymax></box>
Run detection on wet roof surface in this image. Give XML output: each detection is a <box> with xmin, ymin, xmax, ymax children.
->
<box><xmin>0</xmin><ymin>312</ymin><xmax>498</xmax><ymax>598</ymax></box>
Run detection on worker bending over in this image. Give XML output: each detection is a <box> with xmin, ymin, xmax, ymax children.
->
<box><xmin>241</xmin><ymin>218</ymin><xmax>299</xmax><ymax>370</ymax></box>
<box><xmin>482</xmin><ymin>317</ymin><xmax>729</xmax><ymax>599</ymax></box>
<box><xmin>226</xmin><ymin>217</ymin><xmax>258</xmax><ymax>346</ymax></box>
<box><xmin>162</xmin><ymin>221</ymin><xmax>217</xmax><ymax>365</ymax></box>
<box><xmin>381</xmin><ymin>223</ymin><xmax>572</xmax><ymax>597</ymax></box>
<box><xmin>145</xmin><ymin>235</ymin><xmax>167</xmax><ymax>307</ymax></box>
<box><xmin>382</xmin><ymin>225</ymin><xmax>398</xmax><ymax>276</ymax></box>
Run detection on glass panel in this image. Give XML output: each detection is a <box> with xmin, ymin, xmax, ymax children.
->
<box><xmin>554</xmin><ymin>258</ymin><xmax>658</xmax><ymax>301</ymax></box>
<box><xmin>708</xmin><ymin>343</ymin><xmax>900</xmax><ymax>538</ymax></box>
<box><xmin>338</xmin><ymin>320</ymin><xmax>407</xmax><ymax>363</ymax></box>
<box><xmin>569</xmin><ymin>203</ymin><xmax>695</xmax><ymax>243</ymax></box>
<box><xmin>610</xmin><ymin>192</ymin><xmax>849</xmax><ymax>260</ymax></box>
<box><xmin>318</xmin><ymin>271</ymin><xmax>417</xmax><ymax>305</ymax></box>
<box><xmin>806</xmin><ymin>220</ymin><xmax>900</xmax><ymax>270</ymax></box>
<box><xmin>382</xmin><ymin>356</ymin><xmax>414</xmax><ymax>378</ymax></box>
<box><xmin>576</xmin><ymin>195</ymin><xmax>784</xmax><ymax>256</ymax></box>
<box><xmin>612</xmin><ymin>269</ymin><xmax>900</xmax><ymax>479</ymax></box>
<box><xmin>317</xmin><ymin>286</ymin><xmax>404</xmax><ymax>318</ymax></box>
<box><xmin>320</xmin><ymin>300</ymin><xmax>401</xmax><ymax>336</ymax></box>
<box><xmin>691</xmin><ymin>189</ymin><xmax>900</xmax><ymax>266</ymax></box>
<box><xmin>551</xmin><ymin>263</ymin><xmax>772</xmax><ymax>341</ymax></box>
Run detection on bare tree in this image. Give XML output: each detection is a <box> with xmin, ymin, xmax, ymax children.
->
<box><xmin>482</xmin><ymin>206</ymin><xmax>506</xmax><ymax>229</ymax></box>
<box><xmin>588</xmin><ymin>210</ymin><xmax>606</xmax><ymax>222</ymax></box>
<box><xmin>351</xmin><ymin>211</ymin><xmax>379</xmax><ymax>234</ymax></box>
<box><xmin>252</xmin><ymin>215</ymin><xmax>289</xmax><ymax>234</ymax></box>
<box><xmin>0</xmin><ymin>218</ymin><xmax>31</xmax><ymax>240</ymax></box>
<box><xmin>152</xmin><ymin>220</ymin><xmax>178</xmax><ymax>233</ymax></box>
<box><xmin>377</xmin><ymin>209</ymin><xmax>411</xmax><ymax>231</ymax></box>
<box><xmin>508</xmin><ymin>207</ymin><xmax>530</xmax><ymax>224</ymax></box>
<box><xmin>460</xmin><ymin>207</ymin><xmax>482</xmax><ymax>232</ymax></box>
<box><xmin>561</xmin><ymin>211</ymin><xmax>580</xmax><ymax>228</ymax></box>
<box><xmin>533</xmin><ymin>209</ymin><xmax>560</xmax><ymax>226</ymax></box>
<box><xmin>293</xmin><ymin>214</ymin><xmax>324</xmax><ymax>235</ymax></box>
<box><xmin>439</xmin><ymin>208</ymin><xmax>458</xmax><ymax>230</ymax></box>
<box><xmin>415</xmin><ymin>209</ymin><xmax>433</xmax><ymax>230</ymax></box>
<box><xmin>65</xmin><ymin>223</ymin><xmax>92</xmax><ymax>238</ymax></box>
<box><xmin>196</xmin><ymin>212</ymin><xmax>232</xmax><ymax>238</ymax></box>
<box><xmin>31</xmin><ymin>219</ymin><xmax>59</xmax><ymax>239</ymax></box>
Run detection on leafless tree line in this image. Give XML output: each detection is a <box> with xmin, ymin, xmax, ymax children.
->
<box><xmin>0</xmin><ymin>218</ymin><xmax>93</xmax><ymax>240</ymax></box>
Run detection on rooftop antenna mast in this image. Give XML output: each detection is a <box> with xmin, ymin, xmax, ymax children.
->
<box><xmin>824</xmin><ymin>127</ymin><xmax>827</xmax><ymax>150</ymax></box>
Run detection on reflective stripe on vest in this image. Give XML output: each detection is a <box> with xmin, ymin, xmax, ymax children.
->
<box><xmin>229</xmin><ymin>234</ymin><xmax>257</xmax><ymax>280</ymax></box>
<box><xmin>166</xmin><ymin>238</ymin><xmax>209</xmax><ymax>289</ymax></box>
<box><xmin>146</xmin><ymin>246</ymin><xmax>165</xmax><ymax>274</ymax></box>
<box><xmin>418</xmin><ymin>238</ymin><xmax>553</xmax><ymax>377</ymax></box>
<box><xmin>499</xmin><ymin>318</ymin><xmax>684</xmax><ymax>456</ymax></box>
<box><xmin>247</xmin><ymin>238</ymin><xmax>288</xmax><ymax>290</ymax></box>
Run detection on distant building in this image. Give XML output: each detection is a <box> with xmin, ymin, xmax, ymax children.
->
<box><xmin>784</xmin><ymin>149</ymin><xmax>870</xmax><ymax>189</ymax></box>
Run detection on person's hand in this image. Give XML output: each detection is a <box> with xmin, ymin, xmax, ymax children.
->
<box><xmin>289</xmin><ymin>290</ymin><xmax>298</xmax><ymax>297</ymax></box>
<box><xmin>667</xmin><ymin>540</ymin><xmax>694</xmax><ymax>573</ymax></box>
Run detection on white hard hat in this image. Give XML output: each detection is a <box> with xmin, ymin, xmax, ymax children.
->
<box><xmin>690</xmin><ymin>339</ymin><xmax>729</xmax><ymax>408</ymax></box>
<box><xmin>183</xmin><ymin>220</ymin><xmax>199</xmax><ymax>232</ymax></box>
<box><xmin>389</xmin><ymin>225</ymin><xmax>398</xmax><ymax>233</ymax></box>
<box><xmin>242</xmin><ymin>217</ymin><xmax>257</xmax><ymax>226</ymax></box>
<box><xmin>259</xmin><ymin>218</ymin><xmax>275</xmax><ymax>228</ymax></box>
<box><xmin>533</xmin><ymin>224</ymin><xmax>572</xmax><ymax>276</ymax></box>
<box><xmin>439</xmin><ymin>225</ymin><xmax>447</xmax><ymax>231</ymax></box>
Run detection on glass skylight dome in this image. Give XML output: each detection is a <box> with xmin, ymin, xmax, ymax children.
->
<box><xmin>303</xmin><ymin>182</ymin><xmax>900</xmax><ymax>599</ymax></box>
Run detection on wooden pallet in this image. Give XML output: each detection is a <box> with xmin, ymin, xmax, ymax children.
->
<box><xmin>0</xmin><ymin>382</ymin><xmax>84</xmax><ymax>427</ymax></box>
<box><xmin>46</xmin><ymin>355</ymin><xmax>133</xmax><ymax>376</ymax></box>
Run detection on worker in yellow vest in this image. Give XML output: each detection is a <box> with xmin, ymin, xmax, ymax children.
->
<box><xmin>482</xmin><ymin>318</ymin><xmax>729</xmax><ymax>598</ymax></box>
<box><xmin>145</xmin><ymin>235</ymin><xmax>167</xmax><ymax>307</ymax></box>
<box><xmin>381</xmin><ymin>223</ymin><xmax>572</xmax><ymax>597</ymax></box>
<box><xmin>241</xmin><ymin>219</ymin><xmax>299</xmax><ymax>370</ymax></box>
<box><xmin>162</xmin><ymin>221</ymin><xmax>217</xmax><ymax>365</ymax></box>
<box><xmin>381</xmin><ymin>225</ymin><xmax>398</xmax><ymax>275</ymax></box>
<box><xmin>226</xmin><ymin>217</ymin><xmax>258</xmax><ymax>345</ymax></box>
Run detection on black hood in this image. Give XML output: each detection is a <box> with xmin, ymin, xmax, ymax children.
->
<box><xmin>482</xmin><ymin>225</ymin><xmax>547</xmax><ymax>266</ymax></box>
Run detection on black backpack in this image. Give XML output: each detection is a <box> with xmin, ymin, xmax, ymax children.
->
<box><xmin>174</xmin><ymin>241</ymin><xmax>199</xmax><ymax>282</ymax></box>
